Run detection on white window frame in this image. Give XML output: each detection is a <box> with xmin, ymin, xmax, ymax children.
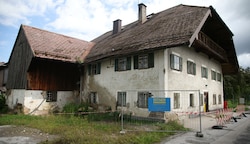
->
<box><xmin>174</xmin><ymin>93</ymin><xmax>180</xmax><ymax>109</ymax></box>
<box><xmin>117</xmin><ymin>92</ymin><xmax>126</xmax><ymax>107</ymax></box>
<box><xmin>170</xmin><ymin>54</ymin><xmax>182</xmax><ymax>71</ymax></box>
<box><xmin>201</xmin><ymin>66</ymin><xmax>208</xmax><ymax>79</ymax></box>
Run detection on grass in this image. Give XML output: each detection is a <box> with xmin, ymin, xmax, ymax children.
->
<box><xmin>0</xmin><ymin>114</ymin><xmax>186</xmax><ymax>144</ymax></box>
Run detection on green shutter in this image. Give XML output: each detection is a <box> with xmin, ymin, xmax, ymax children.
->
<box><xmin>126</xmin><ymin>57</ymin><xmax>131</xmax><ymax>70</ymax></box>
<box><xmin>114</xmin><ymin>58</ymin><xmax>118</xmax><ymax>71</ymax></box>
<box><xmin>88</xmin><ymin>64</ymin><xmax>91</xmax><ymax>75</ymax></box>
<box><xmin>194</xmin><ymin>63</ymin><xmax>196</xmax><ymax>75</ymax></box>
<box><xmin>179</xmin><ymin>57</ymin><xmax>183</xmax><ymax>71</ymax></box>
<box><xmin>148</xmin><ymin>53</ymin><xmax>154</xmax><ymax>68</ymax></box>
<box><xmin>134</xmin><ymin>55</ymin><xmax>138</xmax><ymax>69</ymax></box>
<box><xmin>97</xmin><ymin>63</ymin><xmax>101</xmax><ymax>74</ymax></box>
<box><xmin>170</xmin><ymin>54</ymin><xmax>174</xmax><ymax>69</ymax></box>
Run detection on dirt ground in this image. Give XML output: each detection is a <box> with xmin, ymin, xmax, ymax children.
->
<box><xmin>0</xmin><ymin>125</ymin><xmax>59</xmax><ymax>144</ymax></box>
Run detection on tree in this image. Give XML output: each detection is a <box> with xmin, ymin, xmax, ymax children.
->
<box><xmin>224</xmin><ymin>67</ymin><xmax>250</xmax><ymax>105</ymax></box>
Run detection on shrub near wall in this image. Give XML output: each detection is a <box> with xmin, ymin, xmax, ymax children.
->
<box><xmin>0</xmin><ymin>93</ymin><xmax>8</xmax><ymax>113</ymax></box>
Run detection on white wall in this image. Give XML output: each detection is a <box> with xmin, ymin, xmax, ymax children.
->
<box><xmin>85</xmin><ymin>46</ymin><xmax>224</xmax><ymax>116</ymax></box>
<box><xmin>166</xmin><ymin>46</ymin><xmax>224</xmax><ymax>111</ymax></box>
<box><xmin>6</xmin><ymin>90</ymin><xmax>77</xmax><ymax>115</ymax></box>
<box><xmin>86</xmin><ymin>50</ymin><xmax>165</xmax><ymax>116</ymax></box>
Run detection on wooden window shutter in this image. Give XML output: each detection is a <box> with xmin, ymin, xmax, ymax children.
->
<box><xmin>148</xmin><ymin>53</ymin><xmax>154</xmax><ymax>68</ymax></box>
<box><xmin>170</xmin><ymin>54</ymin><xmax>174</xmax><ymax>69</ymax></box>
<box><xmin>179</xmin><ymin>57</ymin><xmax>183</xmax><ymax>71</ymax></box>
<box><xmin>97</xmin><ymin>63</ymin><xmax>101</xmax><ymax>74</ymax></box>
<box><xmin>194</xmin><ymin>63</ymin><xmax>196</xmax><ymax>75</ymax></box>
<box><xmin>114</xmin><ymin>58</ymin><xmax>118</xmax><ymax>71</ymax></box>
<box><xmin>134</xmin><ymin>55</ymin><xmax>138</xmax><ymax>69</ymax></box>
<box><xmin>126</xmin><ymin>57</ymin><xmax>131</xmax><ymax>70</ymax></box>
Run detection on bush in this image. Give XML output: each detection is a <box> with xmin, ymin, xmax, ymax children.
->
<box><xmin>0</xmin><ymin>93</ymin><xmax>8</xmax><ymax>113</ymax></box>
<box><xmin>62</xmin><ymin>102</ymin><xmax>89</xmax><ymax>113</ymax></box>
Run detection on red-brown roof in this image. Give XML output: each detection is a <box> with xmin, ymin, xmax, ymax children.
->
<box><xmin>22</xmin><ymin>25</ymin><xmax>94</xmax><ymax>63</ymax></box>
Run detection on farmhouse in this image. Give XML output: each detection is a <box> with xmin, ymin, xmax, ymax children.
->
<box><xmin>84</xmin><ymin>4</ymin><xmax>238</xmax><ymax>117</ymax></box>
<box><xmin>5</xmin><ymin>4</ymin><xmax>239</xmax><ymax>116</ymax></box>
<box><xmin>6</xmin><ymin>25</ymin><xmax>93</xmax><ymax>115</ymax></box>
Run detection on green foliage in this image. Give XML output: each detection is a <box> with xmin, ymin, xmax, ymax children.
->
<box><xmin>0</xmin><ymin>93</ymin><xmax>8</xmax><ymax>113</ymax></box>
<box><xmin>224</xmin><ymin>67</ymin><xmax>250</xmax><ymax>104</ymax></box>
<box><xmin>62</xmin><ymin>102</ymin><xmax>89</xmax><ymax>113</ymax></box>
<box><xmin>227</xmin><ymin>100</ymin><xmax>238</xmax><ymax>108</ymax></box>
<box><xmin>0</xmin><ymin>114</ymin><xmax>185</xmax><ymax>144</ymax></box>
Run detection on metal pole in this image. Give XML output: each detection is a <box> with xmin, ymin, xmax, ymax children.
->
<box><xmin>120</xmin><ymin>92</ymin><xmax>125</xmax><ymax>134</ymax></box>
<box><xmin>196</xmin><ymin>90</ymin><xmax>203</xmax><ymax>137</ymax></box>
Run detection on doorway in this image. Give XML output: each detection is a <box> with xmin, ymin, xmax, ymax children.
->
<box><xmin>204</xmin><ymin>92</ymin><xmax>209</xmax><ymax>112</ymax></box>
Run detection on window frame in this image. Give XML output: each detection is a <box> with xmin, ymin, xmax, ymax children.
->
<box><xmin>217</xmin><ymin>72</ymin><xmax>222</xmax><ymax>82</ymax></box>
<box><xmin>201</xmin><ymin>66</ymin><xmax>208</xmax><ymax>79</ymax></box>
<box><xmin>46</xmin><ymin>91</ymin><xmax>57</xmax><ymax>102</ymax></box>
<box><xmin>174</xmin><ymin>93</ymin><xmax>180</xmax><ymax>109</ymax></box>
<box><xmin>218</xmin><ymin>95</ymin><xmax>222</xmax><ymax>104</ymax></box>
<box><xmin>189</xmin><ymin>93</ymin><xmax>194</xmax><ymax>107</ymax></box>
<box><xmin>137</xmin><ymin>91</ymin><xmax>151</xmax><ymax>108</ymax></box>
<box><xmin>89</xmin><ymin>92</ymin><xmax>98</xmax><ymax>104</ymax></box>
<box><xmin>88</xmin><ymin>63</ymin><xmax>101</xmax><ymax>75</ymax></box>
<box><xmin>170</xmin><ymin>54</ymin><xmax>182</xmax><ymax>71</ymax></box>
<box><xmin>211</xmin><ymin>70</ymin><xmax>216</xmax><ymax>80</ymax></box>
<box><xmin>213</xmin><ymin>94</ymin><xmax>217</xmax><ymax>105</ymax></box>
<box><xmin>187</xmin><ymin>60</ymin><xmax>196</xmax><ymax>75</ymax></box>
<box><xmin>117</xmin><ymin>92</ymin><xmax>126</xmax><ymax>107</ymax></box>
<box><xmin>115</xmin><ymin>57</ymin><xmax>131</xmax><ymax>71</ymax></box>
<box><xmin>134</xmin><ymin>53</ymin><xmax>154</xmax><ymax>69</ymax></box>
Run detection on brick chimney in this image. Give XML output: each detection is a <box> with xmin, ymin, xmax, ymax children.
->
<box><xmin>113</xmin><ymin>19</ymin><xmax>122</xmax><ymax>34</ymax></box>
<box><xmin>138</xmin><ymin>3</ymin><xmax>147</xmax><ymax>24</ymax></box>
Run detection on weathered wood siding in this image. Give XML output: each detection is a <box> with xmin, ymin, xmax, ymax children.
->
<box><xmin>27</xmin><ymin>58</ymin><xmax>80</xmax><ymax>91</ymax></box>
<box><xmin>7</xmin><ymin>27</ymin><xmax>34</xmax><ymax>89</ymax></box>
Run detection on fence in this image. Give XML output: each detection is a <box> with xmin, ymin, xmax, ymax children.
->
<box><xmin>118</xmin><ymin>90</ymin><xmax>203</xmax><ymax>136</ymax></box>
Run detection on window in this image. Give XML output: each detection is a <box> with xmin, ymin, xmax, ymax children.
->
<box><xmin>137</xmin><ymin>91</ymin><xmax>151</xmax><ymax>108</ymax></box>
<box><xmin>134</xmin><ymin>53</ymin><xmax>154</xmax><ymax>69</ymax></box>
<box><xmin>213</xmin><ymin>94</ymin><xmax>216</xmax><ymax>105</ymax></box>
<box><xmin>174</xmin><ymin>93</ymin><xmax>180</xmax><ymax>109</ymax></box>
<box><xmin>217</xmin><ymin>73</ymin><xmax>222</xmax><ymax>82</ymax></box>
<box><xmin>170</xmin><ymin>54</ymin><xmax>182</xmax><ymax>71</ymax></box>
<box><xmin>189</xmin><ymin>93</ymin><xmax>194</xmax><ymax>107</ymax></box>
<box><xmin>117</xmin><ymin>92</ymin><xmax>126</xmax><ymax>106</ymax></box>
<box><xmin>115</xmin><ymin>57</ymin><xmax>131</xmax><ymax>71</ymax></box>
<box><xmin>211</xmin><ymin>70</ymin><xmax>216</xmax><ymax>80</ymax></box>
<box><xmin>200</xmin><ymin>94</ymin><xmax>203</xmax><ymax>106</ymax></box>
<box><xmin>46</xmin><ymin>91</ymin><xmax>57</xmax><ymax>102</ymax></box>
<box><xmin>89</xmin><ymin>92</ymin><xmax>98</xmax><ymax>104</ymax></box>
<box><xmin>88</xmin><ymin>63</ymin><xmax>101</xmax><ymax>75</ymax></box>
<box><xmin>218</xmin><ymin>95</ymin><xmax>222</xmax><ymax>104</ymax></box>
<box><xmin>201</xmin><ymin>66</ymin><xmax>208</xmax><ymax>78</ymax></box>
<box><xmin>187</xmin><ymin>61</ymin><xmax>196</xmax><ymax>75</ymax></box>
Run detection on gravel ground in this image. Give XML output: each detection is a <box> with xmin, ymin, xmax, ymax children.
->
<box><xmin>0</xmin><ymin>125</ymin><xmax>59</xmax><ymax>144</ymax></box>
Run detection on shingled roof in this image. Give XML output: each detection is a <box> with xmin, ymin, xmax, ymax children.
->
<box><xmin>22</xmin><ymin>25</ymin><xmax>94</xmax><ymax>63</ymax></box>
<box><xmin>86</xmin><ymin>4</ymin><xmax>209</xmax><ymax>62</ymax></box>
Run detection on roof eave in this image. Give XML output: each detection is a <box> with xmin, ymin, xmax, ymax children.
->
<box><xmin>189</xmin><ymin>9</ymin><xmax>212</xmax><ymax>47</ymax></box>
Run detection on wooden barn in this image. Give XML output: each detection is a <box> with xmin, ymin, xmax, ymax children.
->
<box><xmin>6</xmin><ymin>25</ymin><xmax>93</xmax><ymax>115</ymax></box>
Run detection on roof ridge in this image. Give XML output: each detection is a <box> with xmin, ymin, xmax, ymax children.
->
<box><xmin>21</xmin><ymin>24</ymin><xmax>92</xmax><ymax>43</ymax></box>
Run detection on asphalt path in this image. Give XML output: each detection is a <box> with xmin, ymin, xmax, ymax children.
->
<box><xmin>214</xmin><ymin>114</ymin><xmax>250</xmax><ymax>144</ymax></box>
<box><xmin>163</xmin><ymin>112</ymin><xmax>250</xmax><ymax>144</ymax></box>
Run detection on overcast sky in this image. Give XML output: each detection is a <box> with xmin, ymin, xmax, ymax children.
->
<box><xmin>0</xmin><ymin>0</ymin><xmax>249</xmax><ymax>68</ymax></box>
